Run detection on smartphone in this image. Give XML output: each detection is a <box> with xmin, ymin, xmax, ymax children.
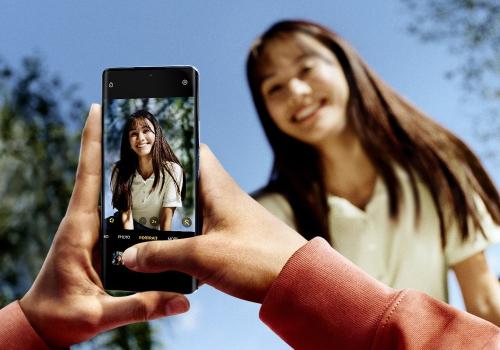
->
<box><xmin>101</xmin><ymin>66</ymin><xmax>199</xmax><ymax>293</ymax></box>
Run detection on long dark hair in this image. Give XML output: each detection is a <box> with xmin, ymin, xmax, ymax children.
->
<box><xmin>247</xmin><ymin>20</ymin><xmax>499</xmax><ymax>245</ymax></box>
<box><xmin>111</xmin><ymin>110</ymin><xmax>185</xmax><ymax>212</ymax></box>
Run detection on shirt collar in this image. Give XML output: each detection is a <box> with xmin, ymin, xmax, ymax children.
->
<box><xmin>134</xmin><ymin>169</ymin><xmax>155</xmax><ymax>181</ymax></box>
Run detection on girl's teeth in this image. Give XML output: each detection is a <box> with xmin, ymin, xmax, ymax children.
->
<box><xmin>296</xmin><ymin>103</ymin><xmax>320</xmax><ymax>121</ymax></box>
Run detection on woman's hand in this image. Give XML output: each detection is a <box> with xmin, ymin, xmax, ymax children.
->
<box><xmin>121</xmin><ymin>209</ymin><xmax>134</xmax><ymax>230</ymax></box>
<box><xmin>453</xmin><ymin>251</ymin><xmax>500</xmax><ymax>326</ymax></box>
<box><xmin>160</xmin><ymin>207</ymin><xmax>174</xmax><ymax>230</ymax></box>
<box><xmin>19</xmin><ymin>105</ymin><xmax>189</xmax><ymax>348</ymax></box>
<box><xmin>123</xmin><ymin>144</ymin><xmax>307</xmax><ymax>303</ymax></box>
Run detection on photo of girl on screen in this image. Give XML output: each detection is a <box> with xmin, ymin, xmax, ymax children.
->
<box><xmin>111</xmin><ymin>110</ymin><xmax>185</xmax><ymax>231</ymax></box>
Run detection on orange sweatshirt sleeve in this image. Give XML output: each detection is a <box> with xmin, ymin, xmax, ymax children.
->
<box><xmin>0</xmin><ymin>301</ymin><xmax>50</xmax><ymax>350</ymax></box>
<box><xmin>260</xmin><ymin>237</ymin><xmax>500</xmax><ymax>349</ymax></box>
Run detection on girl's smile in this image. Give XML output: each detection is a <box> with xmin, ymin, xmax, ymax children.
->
<box><xmin>259</xmin><ymin>32</ymin><xmax>350</xmax><ymax>147</ymax></box>
<box><xmin>129</xmin><ymin>119</ymin><xmax>155</xmax><ymax>157</ymax></box>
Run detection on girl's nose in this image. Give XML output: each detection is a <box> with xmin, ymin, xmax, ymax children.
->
<box><xmin>287</xmin><ymin>78</ymin><xmax>312</xmax><ymax>107</ymax></box>
<box><xmin>288</xmin><ymin>78</ymin><xmax>312</xmax><ymax>97</ymax></box>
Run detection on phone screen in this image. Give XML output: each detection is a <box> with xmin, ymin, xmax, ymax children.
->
<box><xmin>101</xmin><ymin>67</ymin><xmax>199</xmax><ymax>293</ymax></box>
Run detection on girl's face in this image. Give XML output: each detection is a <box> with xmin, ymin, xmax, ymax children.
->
<box><xmin>128</xmin><ymin>118</ymin><xmax>156</xmax><ymax>157</ymax></box>
<box><xmin>259</xmin><ymin>32</ymin><xmax>350</xmax><ymax>146</ymax></box>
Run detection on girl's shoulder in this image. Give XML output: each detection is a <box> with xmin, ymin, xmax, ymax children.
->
<box><xmin>170</xmin><ymin>161</ymin><xmax>183</xmax><ymax>173</ymax></box>
<box><xmin>163</xmin><ymin>161</ymin><xmax>182</xmax><ymax>172</ymax></box>
<box><xmin>162</xmin><ymin>161</ymin><xmax>183</xmax><ymax>182</ymax></box>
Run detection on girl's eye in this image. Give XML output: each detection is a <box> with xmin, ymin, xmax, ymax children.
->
<box><xmin>268</xmin><ymin>84</ymin><xmax>283</xmax><ymax>95</ymax></box>
<box><xmin>299</xmin><ymin>65</ymin><xmax>314</xmax><ymax>77</ymax></box>
<box><xmin>129</xmin><ymin>132</ymin><xmax>138</xmax><ymax>137</ymax></box>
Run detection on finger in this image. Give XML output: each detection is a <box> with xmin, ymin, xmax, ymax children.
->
<box><xmin>68</xmin><ymin>104</ymin><xmax>102</xmax><ymax>214</ymax></box>
<box><xmin>123</xmin><ymin>236</ymin><xmax>212</xmax><ymax>279</ymax></box>
<box><xmin>101</xmin><ymin>291</ymin><xmax>189</xmax><ymax>329</ymax></box>
<box><xmin>199</xmin><ymin>144</ymin><xmax>257</xmax><ymax>233</ymax></box>
<box><xmin>199</xmin><ymin>144</ymin><xmax>238</xmax><ymax>195</ymax></box>
<box><xmin>199</xmin><ymin>144</ymin><xmax>248</xmax><ymax>218</ymax></box>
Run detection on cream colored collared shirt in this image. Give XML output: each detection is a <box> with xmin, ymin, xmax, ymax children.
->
<box><xmin>257</xmin><ymin>168</ymin><xmax>500</xmax><ymax>301</ymax></box>
<box><xmin>131</xmin><ymin>162</ymin><xmax>183</xmax><ymax>229</ymax></box>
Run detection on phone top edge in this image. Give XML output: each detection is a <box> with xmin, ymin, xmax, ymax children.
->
<box><xmin>102</xmin><ymin>66</ymin><xmax>198</xmax><ymax>74</ymax></box>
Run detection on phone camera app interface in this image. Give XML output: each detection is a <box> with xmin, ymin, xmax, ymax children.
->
<box><xmin>104</xmin><ymin>98</ymin><xmax>196</xmax><ymax>235</ymax></box>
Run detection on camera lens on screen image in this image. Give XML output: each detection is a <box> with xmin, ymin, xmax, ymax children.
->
<box><xmin>108</xmin><ymin>82</ymin><xmax>114</xmax><ymax>88</ymax></box>
<box><xmin>182</xmin><ymin>79</ymin><xmax>188</xmax><ymax>86</ymax></box>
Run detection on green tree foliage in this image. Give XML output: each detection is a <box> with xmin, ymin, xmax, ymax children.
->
<box><xmin>0</xmin><ymin>56</ymin><xmax>84</xmax><ymax>304</ymax></box>
<box><xmin>402</xmin><ymin>0</ymin><xmax>499</xmax><ymax>98</ymax></box>
<box><xmin>0</xmin><ymin>57</ymin><xmax>159</xmax><ymax>349</ymax></box>
<box><xmin>401</xmin><ymin>0</ymin><xmax>499</xmax><ymax>165</ymax></box>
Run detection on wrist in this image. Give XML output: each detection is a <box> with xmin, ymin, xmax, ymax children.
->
<box><xmin>261</xmin><ymin>234</ymin><xmax>308</xmax><ymax>303</ymax></box>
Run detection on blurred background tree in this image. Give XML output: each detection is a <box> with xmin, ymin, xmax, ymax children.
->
<box><xmin>401</xmin><ymin>0</ymin><xmax>500</xmax><ymax>164</ymax></box>
<box><xmin>0</xmin><ymin>56</ymin><xmax>159</xmax><ymax>349</ymax></box>
<box><xmin>0</xmin><ymin>56</ymin><xmax>84</xmax><ymax>303</ymax></box>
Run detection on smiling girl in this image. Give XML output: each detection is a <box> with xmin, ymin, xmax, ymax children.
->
<box><xmin>248</xmin><ymin>20</ymin><xmax>500</xmax><ymax>325</ymax></box>
<box><xmin>111</xmin><ymin>110</ymin><xmax>184</xmax><ymax>231</ymax></box>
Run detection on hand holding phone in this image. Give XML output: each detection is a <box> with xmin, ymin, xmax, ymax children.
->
<box><xmin>18</xmin><ymin>105</ymin><xmax>190</xmax><ymax>349</ymax></box>
<box><xmin>123</xmin><ymin>145</ymin><xmax>308</xmax><ymax>303</ymax></box>
<box><xmin>101</xmin><ymin>67</ymin><xmax>199</xmax><ymax>293</ymax></box>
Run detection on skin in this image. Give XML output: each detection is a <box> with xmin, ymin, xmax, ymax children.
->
<box><xmin>160</xmin><ymin>207</ymin><xmax>174</xmax><ymax>231</ymax></box>
<box><xmin>19</xmin><ymin>105</ymin><xmax>189</xmax><ymax>348</ymax></box>
<box><xmin>453</xmin><ymin>252</ymin><xmax>500</xmax><ymax>326</ymax></box>
<box><xmin>260</xmin><ymin>32</ymin><xmax>351</xmax><ymax>147</ymax></box>
<box><xmin>259</xmin><ymin>31</ymin><xmax>500</xmax><ymax>325</ymax></box>
<box><xmin>128</xmin><ymin>120</ymin><xmax>155</xmax><ymax>168</ymax></box>
<box><xmin>122</xmin><ymin>208</ymin><xmax>134</xmax><ymax>230</ymax></box>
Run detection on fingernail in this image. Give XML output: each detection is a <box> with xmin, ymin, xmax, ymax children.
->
<box><xmin>89</xmin><ymin>103</ymin><xmax>98</xmax><ymax>114</ymax></box>
<box><xmin>123</xmin><ymin>247</ymin><xmax>137</xmax><ymax>268</ymax></box>
<box><xmin>166</xmin><ymin>297</ymin><xmax>189</xmax><ymax>316</ymax></box>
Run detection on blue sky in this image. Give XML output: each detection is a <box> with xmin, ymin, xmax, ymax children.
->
<box><xmin>1</xmin><ymin>1</ymin><xmax>498</xmax><ymax>349</ymax></box>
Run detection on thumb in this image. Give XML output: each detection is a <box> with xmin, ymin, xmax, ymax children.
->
<box><xmin>101</xmin><ymin>291</ymin><xmax>189</xmax><ymax>329</ymax></box>
<box><xmin>123</xmin><ymin>236</ymin><xmax>213</xmax><ymax>279</ymax></box>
